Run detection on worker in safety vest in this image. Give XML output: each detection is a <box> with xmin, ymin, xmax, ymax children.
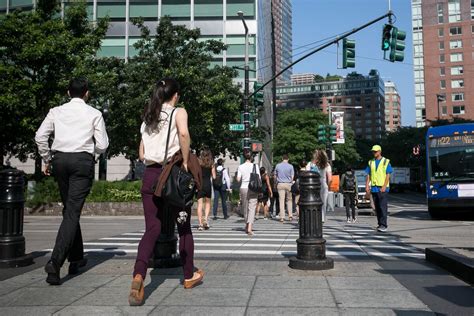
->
<box><xmin>365</xmin><ymin>145</ymin><xmax>393</xmax><ymax>232</ymax></box>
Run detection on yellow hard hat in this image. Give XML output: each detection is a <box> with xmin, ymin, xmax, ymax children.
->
<box><xmin>371</xmin><ymin>145</ymin><xmax>382</xmax><ymax>152</ymax></box>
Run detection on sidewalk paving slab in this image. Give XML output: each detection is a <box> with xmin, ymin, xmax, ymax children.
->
<box><xmin>0</xmin><ymin>258</ymin><xmax>434</xmax><ymax>315</ymax></box>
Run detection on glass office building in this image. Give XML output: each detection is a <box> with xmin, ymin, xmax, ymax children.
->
<box><xmin>1</xmin><ymin>0</ymin><xmax>263</xmax><ymax>82</ymax></box>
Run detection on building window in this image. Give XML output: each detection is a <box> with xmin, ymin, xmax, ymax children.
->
<box><xmin>472</xmin><ymin>0</ymin><xmax>474</xmax><ymax>19</ymax></box>
<box><xmin>450</xmin><ymin>53</ymin><xmax>463</xmax><ymax>62</ymax></box>
<box><xmin>439</xmin><ymin>41</ymin><xmax>444</xmax><ymax>50</ymax></box>
<box><xmin>437</xmin><ymin>3</ymin><xmax>444</xmax><ymax>23</ymax></box>
<box><xmin>451</xmin><ymin>66</ymin><xmax>463</xmax><ymax>75</ymax></box>
<box><xmin>438</xmin><ymin>28</ymin><xmax>444</xmax><ymax>37</ymax></box>
<box><xmin>449</xmin><ymin>39</ymin><xmax>462</xmax><ymax>49</ymax></box>
<box><xmin>453</xmin><ymin>105</ymin><xmax>465</xmax><ymax>115</ymax></box>
<box><xmin>452</xmin><ymin>92</ymin><xmax>465</xmax><ymax>101</ymax></box>
<box><xmin>440</xmin><ymin>67</ymin><xmax>445</xmax><ymax>76</ymax></box>
<box><xmin>449</xmin><ymin>26</ymin><xmax>462</xmax><ymax>35</ymax></box>
<box><xmin>451</xmin><ymin>79</ymin><xmax>464</xmax><ymax>88</ymax></box>
<box><xmin>441</xmin><ymin>106</ymin><xmax>448</xmax><ymax>116</ymax></box>
<box><xmin>448</xmin><ymin>0</ymin><xmax>461</xmax><ymax>22</ymax></box>
<box><xmin>439</xmin><ymin>54</ymin><xmax>445</xmax><ymax>63</ymax></box>
<box><xmin>440</xmin><ymin>80</ymin><xmax>446</xmax><ymax>89</ymax></box>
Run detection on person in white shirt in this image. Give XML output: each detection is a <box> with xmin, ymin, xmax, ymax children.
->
<box><xmin>212</xmin><ymin>158</ymin><xmax>231</xmax><ymax>220</ymax></box>
<box><xmin>35</xmin><ymin>78</ymin><xmax>109</xmax><ymax>285</ymax></box>
<box><xmin>237</xmin><ymin>150</ymin><xmax>260</xmax><ymax>236</ymax></box>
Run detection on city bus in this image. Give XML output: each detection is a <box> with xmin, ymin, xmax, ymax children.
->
<box><xmin>426</xmin><ymin>123</ymin><xmax>474</xmax><ymax>218</ymax></box>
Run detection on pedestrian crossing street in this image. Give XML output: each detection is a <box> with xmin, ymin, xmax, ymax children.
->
<box><xmin>49</xmin><ymin>216</ymin><xmax>425</xmax><ymax>260</ymax></box>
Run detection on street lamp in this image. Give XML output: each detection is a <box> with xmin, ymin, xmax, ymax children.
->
<box><xmin>238</xmin><ymin>11</ymin><xmax>250</xmax><ymax>152</ymax></box>
<box><xmin>436</xmin><ymin>94</ymin><xmax>445</xmax><ymax>120</ymax></box>
<box><xmin>98</xmin><ymin>100</ymin><xmax>110</xmax><ymax>181</ymax></box>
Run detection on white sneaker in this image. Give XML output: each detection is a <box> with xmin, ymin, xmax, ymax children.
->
<box><xmin>346</xmin><ymin>218</ymin><xmax>351</xmax><ymax>223</ymax></box>
<box><xmin>377</xmin><ymin>226</ymin><xmax>388</xmax><ymax>232</ymax></box>
<box><xmin>352</xmin><ymin>218</ymin><xmax>357</xmax><ymax>223</ymax></box>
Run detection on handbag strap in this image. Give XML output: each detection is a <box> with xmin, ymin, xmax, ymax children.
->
<box><xmin>252</xmin><ymin>164</ymin><xmax>256</xmax><ymax>174</ymax></box>
<box><xmin>162</xmin><ymin>108</ymin><xmax>177</xmax><ymax>166</ymax></box>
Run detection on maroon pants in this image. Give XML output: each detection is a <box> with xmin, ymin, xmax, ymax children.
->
<box><xmin>133</xmin><ymin>164</ymin><xmax>195</xmax><ymax>280</ymax></box>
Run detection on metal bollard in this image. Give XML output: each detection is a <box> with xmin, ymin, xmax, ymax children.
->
<box><xmin>150</xmin><ymin>203</ymin><xmax>181</xmax><ymax>268</ymax></box>
<box><xmin>289</xmin><ymin>171</ymin><xmax>334</xmax><ymax>270</ymax></box>
<box><xmin>0</xmin><ymin>169</ymin><xmax>33</xmax><ymax>268</ymax></box>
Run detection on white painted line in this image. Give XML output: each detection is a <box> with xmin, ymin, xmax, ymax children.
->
<box><xmin>24</xmin><ymin>230</ymin><xmax>58</xmax><ymax>233</ymax></box>
<box><xmin>83</xmin><ymin>242</ymin><xmax>138</xmax><ymax>246</ymax></box>
<box><xmin>42</xmin><ymin>248</ymin><xmax>423</xmax><ymax>258</ymax></box>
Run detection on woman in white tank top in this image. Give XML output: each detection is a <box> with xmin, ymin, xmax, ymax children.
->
<box><xmin>129</xmin><ymin>78</ymin><xmax>204</xmax><ymax>306</ymax></box>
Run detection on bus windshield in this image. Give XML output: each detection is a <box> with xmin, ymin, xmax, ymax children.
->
<box><xmin>428</xmin><ymin>136</ymin><xmax>474</xmax><ymax>181</ymax></box>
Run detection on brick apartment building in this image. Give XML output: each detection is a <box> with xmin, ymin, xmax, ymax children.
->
<box><xmin>384</xmin><ymin>81</ymin><xmax>402</xmax><ymax>132</ymax></box>
<box><xmin>276</xmin><ymin>70</ymin><xmax>386</xmax><ymax>141</ymax></box>
<box><xmin>412</xmin><ymin>0</ymin><xmax>474</xmax><ymax>126</ymax></box>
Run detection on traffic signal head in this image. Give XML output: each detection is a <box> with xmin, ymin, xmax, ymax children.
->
<box><xmin>317</xmin><ymin>125</ymin><xmax>327</xmax><ymax>141</ymax></box>
<box><xmin>342</xmin><ymin>38</ymin><xmax>356</xmax><ymax>69</ymax></box>
<box><xmin>389</xmin><ymin>26</ymin><xmax>406</xmax><ymax>62</ymax></box>
<box><xmin>329</xmin><ymin>125</ymin><xmax>337</xmax><ymax>142</ymax></box>
<box><xmin>253</xmin><ymin>82</ymin><xmax>264</xmax><ymax>107</ymax></box>
<box><xmin>381</xmin><ymin>24</ymin><xmax>392</xmax><ymax>51</ymax></box>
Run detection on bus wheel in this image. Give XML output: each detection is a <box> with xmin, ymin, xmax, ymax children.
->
<box><xmin>428</xmin><ymin>207</ymin><xmax>442</xmax><ymax>219</ymax></box>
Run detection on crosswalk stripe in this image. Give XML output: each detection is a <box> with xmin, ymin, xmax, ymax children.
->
<box><xmin>42</xmin><ymin>248</ymin><xmax>424</xmax><ymax>258</ymax></box>
<box><xmin>46</xmin><ymin>220</ymin><xmax>423</xmax><ymax>260</ymax></box>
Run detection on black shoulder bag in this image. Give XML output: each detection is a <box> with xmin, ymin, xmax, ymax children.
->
<box><xmin>248</xmin><ymin>164</ymin><xmax>262</xmax><ymax>193</ymax></box>
<box><xmin>161</xmin><ymin>108</ymin><xmax>196</xmax><ymax>209</ymax></box>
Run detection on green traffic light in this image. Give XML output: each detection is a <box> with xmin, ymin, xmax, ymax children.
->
<box><xmin>389</xmin><ymin>27</ymin><xmax>405</xmax><ymax>62</ymax></box>
<box><xmin>342</xmin><ymin>38</ymin><xmax>355</xmax><ymax>69</ymax></box>
<box><xmin>383</xmin><ymin>40</ymin><xmax>390</xmax><ymax>50</ymax></box>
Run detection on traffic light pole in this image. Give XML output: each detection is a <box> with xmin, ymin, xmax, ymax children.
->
<box><xmin>239</xmin><ymin>12</ymin><xmax>251</xmax><ymax>152</ymax></box>
<box><xmin>250</xmin><ymin>11</ymin><xmax>394</xmax><ymax>98</ymax></box>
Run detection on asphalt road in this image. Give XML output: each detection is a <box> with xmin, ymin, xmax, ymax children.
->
<box><xmin>1</xmin><ymin>192</ymin><xmax>473</xmax><ymax>315</ymax></box>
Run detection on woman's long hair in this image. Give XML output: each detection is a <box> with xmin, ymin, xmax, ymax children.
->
<box><xmin>142</xmin><ymin>78</ymin><xmax>180</xmax><ymax>129</ymax></box>
<box><xmin>316</xmin><ymin>150</ymin><xmax>329</xmax><ymax>170</ymax></box>
<box><xmin>199</xmin><ymin>148</ymin><xmax>214</xmax><ymax>169</ymax></box>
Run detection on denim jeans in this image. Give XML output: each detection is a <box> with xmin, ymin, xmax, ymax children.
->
<box><xmin>212</xmin><ymin>187</ymin><xmax>228</xmax><ymax>218</ymax></box>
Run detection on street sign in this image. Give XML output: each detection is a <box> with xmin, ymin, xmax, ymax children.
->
<box><xmin>229</xmin><ymin>124</ymin><xmax>245</xmax><ymax>131</ymax></box>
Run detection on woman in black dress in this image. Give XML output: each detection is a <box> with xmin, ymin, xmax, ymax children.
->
<box><xmin>197</xmin><ymin>149</ymin><xmax>215</xmax><ymax>230</ymax></box>
<box><xmin>256</xmin><ymin>167</ymin><xmax>272</xmax><ymax>220</ymax></box>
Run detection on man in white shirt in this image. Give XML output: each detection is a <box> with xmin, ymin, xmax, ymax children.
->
<box><xmin>35</xmin><ymin>78</ymin><xmax>109</xmax><ymax>285</ymax></box>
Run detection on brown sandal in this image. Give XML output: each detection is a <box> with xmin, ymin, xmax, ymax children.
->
<box><xmin>128</xmin><ymin>274</ymin><xmax>145</xmax><ymax>306</ymax></box>
<box><xmin>183</xmin><ymin>269</ymin><xmax>205</xmax><ymax>289</ymax></box>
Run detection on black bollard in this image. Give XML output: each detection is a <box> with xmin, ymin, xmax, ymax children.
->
<box><xmin>0</xmin><ymin>169</ymin><xmax>33</xmax><ymax>268</ymax></box>
<box><xmin>149</xmin><ymin>202</ymin><xmax>181</xmax><ymax>268</ymax></box>
<box><xmin>289</xmin><ymin>171</ymin><xmax>334</xmax><ymax>270</ymax></box>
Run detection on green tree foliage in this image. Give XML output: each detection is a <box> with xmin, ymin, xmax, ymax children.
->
<box><xmin>380</xmin><ymin>127</ymin><xmax>428</xmax><ymax>168</ymax></box>
<box><xmin>103</xmin><ymin>17</ymin><xmax>243</xmax><ymax>160</ymax></box>
<box><xmin>0</xmin><ymin>0</ymin><xmax>108</xmax><ymax>169</ymax></box>
<box><xmin>273</xmin><ymin>109</ymin><xmax>359</xmax><ymax>170</ymax></box>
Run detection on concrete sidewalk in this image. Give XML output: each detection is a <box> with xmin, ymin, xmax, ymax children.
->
<box><xmin>0</xmin><ymin>257</ymin><xmax>433</xmax><ymax>315</ymax></box>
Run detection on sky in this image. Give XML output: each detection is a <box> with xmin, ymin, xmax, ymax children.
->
<box><xmin>292</xmin><ymin>0</ymin><xmax>415</xmax><ymax>126</ymax></box>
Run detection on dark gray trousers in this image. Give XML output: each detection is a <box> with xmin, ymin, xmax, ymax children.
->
<box><xmin>372</xmin><ymin>192</ymin><xmax>388</xmax><ymax>228</ymax></box>
<box><xmin>51</xmin><ymin>152</ymin><xmax>94</xmax><ymax>266</ymax></box>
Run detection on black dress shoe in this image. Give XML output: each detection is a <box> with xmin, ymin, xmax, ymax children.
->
<box><xmin>68</xmin><ymin>258</ymin><xmax>88</xmax><ymax>275</ymax></box>
<box><xmin>45</xmin><ymin>260</ymin><xmax>61</xmax><ymax>285</ymax></box>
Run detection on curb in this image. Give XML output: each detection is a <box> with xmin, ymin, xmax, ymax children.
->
<box><xmin>425</xmin><ymin>247</ymin><xmax>474</xmax><ymax>285</ymax></box>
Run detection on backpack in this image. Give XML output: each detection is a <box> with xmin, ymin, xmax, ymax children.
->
<box><xmin>213</xmin><ymin>167</ymin><xmax>224</xmax><ymax>190</ymax></box>
<box><xmin>343</xmin><ymin>172</ymin><xmax>356</xmax><ymax>191</ymax></box>
<box><xmin>249</xmin><ymin>164</ymin><xmax>263</xmax><ymax>193</ymax></box>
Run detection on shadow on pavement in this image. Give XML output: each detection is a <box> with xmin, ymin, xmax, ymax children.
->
<box><xmin>59</xmin><ymin>252</ymin><xmax>126</xmax><ymax>284</ymax></box>
<box><xmin>424</xmin><ymin>285</ymin><xmax>474</xmax><ymax>308</ymax></box>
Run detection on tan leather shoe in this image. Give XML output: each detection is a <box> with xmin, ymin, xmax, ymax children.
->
<box><xmin>183</xmin><ymin>269</ymin><xmax>205</xmax><ymax>289</ymax></box>
<box><xmin>128</xmin><ymin>274</ymin><xmax>145</xmax><ymax>306</ymax></box>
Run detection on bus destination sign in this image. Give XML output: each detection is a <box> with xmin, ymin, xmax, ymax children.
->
<box><xmin>431</xmin><ymin>134</ymin><xmax>474</xmax><ymax>147</ymax></box>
